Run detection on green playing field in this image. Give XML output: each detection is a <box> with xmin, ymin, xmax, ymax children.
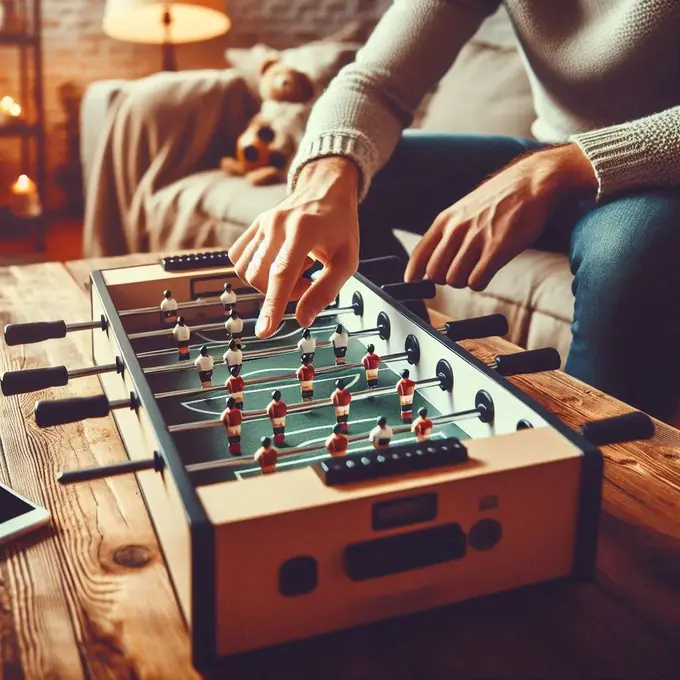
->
<box><xmin>133</xmin><ymin>315</ymin><xmax>468</xmax><ymax>485</ymax></box>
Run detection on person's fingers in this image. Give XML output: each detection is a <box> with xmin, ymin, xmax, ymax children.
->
<box><xmin>290</xmin><ymin>277</ymin><xmax>312</xmax><ymax>302</ymax></box>
<box><xmin>425</xmin><ymin>221</ymin><xmax>466</xmax><ymax>284</ymax></box>
<box><xmin>256</xmin><ymin>236</ymin><xmax>311</xmax><ymax>337</ymax></box>
<box><xmin>228</xmin><ymin>221</ymin><xmax>260</xmax><ymax>265</ymax></box>
<box><xmin>233</xmin><ymin>231</ymin><xmax>266</xmax><ymax>289</ymax></box>
<box><xmin>296</xmin><ymin>250</ymin><xmax>356</xmax><ymax>328</ymax></box>
<box><xmin>244</xmin><ymin>227</ymin><xmax>285</xmax><ymax>293</ymax></box>
<box><xmin>445</xmin><ymin>231</ymin><xmax>484</xmax><ymax>288</ymax></box>
<box><xmin>404</xmin><ymin>216</ymin><xmax>446</xmax><ymax>282</ymax></box>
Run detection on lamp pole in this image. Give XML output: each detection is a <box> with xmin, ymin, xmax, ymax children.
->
<box><xmin>161</xmin><ymin>2</ymin><xmax>177</xmax><ymax>71</ymax></box>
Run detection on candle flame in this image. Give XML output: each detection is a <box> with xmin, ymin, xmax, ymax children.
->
<box><xmin>0</xmin><ymin>96</ymin><xmax>15</xmax><ymax>112</ymax></box>
<box><xmin>8</xmin><ymin>103</ymin><xmax>21</xmax><ymax>117</ymax></box>
<box><xmin>14</xmin><ymin>174</ymin><xmax>32</xmax><ymax>192</ymax></box>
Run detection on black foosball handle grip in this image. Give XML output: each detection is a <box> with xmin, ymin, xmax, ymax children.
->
<box><xmin>1</xmin><ymin>366</ymin><xmax>69</xmax><ymax>396</ymax></box>
<box><xmin>4</xmin><ymin>321</ymin><xmax>67</xmax><ymax>346</ymax></box>
<box><xmin>494</xmin><ymin>347</ymin><xmax>561</xmax><ymax>376</ymax></box>
<box><xmin>34</xmin><ymin>394</ymin><xmax>110</xmax><ymax>428</ymax></box>
<box><xmin>381</xmin><ymin>280</ymin><xmax>437</xmax><ymax>301</ymax></box>
<box><xmin>445</xmin><ymin>314</ymin><xmax>509</xmax><ymax>342</ymax></box>
<box><xmin>580</xmin><ymin>411</ymin><xmax>655</xmax><ymax>446</ymax></box>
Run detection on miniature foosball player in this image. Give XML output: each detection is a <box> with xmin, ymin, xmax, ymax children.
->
<box><xmin>267</xmin><ymin>390</ymin><xmax>287</xmax><ymax>445</ymax></box>
<box><xmin>325</xmin><ymin>423</ymin><xmax>349</xmax><ymax>456</ymax></box>
<box><xmin>225</xmin><ymin>310</ymin><xmax>244</xmax><ymax>341</ymax></box>
<box><xmin>220</xmin><ymin>397</ymin><xmax>243</xmax><ymax>455</ymax></box>
<box><xmin>223</xmin><ymin>340</ymin><xmax>243</xmax><ymax>376</ymax></box>
<box><xmin>362</xmin><ymin>344</ymin><xmax>380</xmax><ymax>389</ymax></box>
<box><xmin>224</xmin><ymin>366</ymin><xmax>245</xmax><ymax>409</ymax></box>
<box><xmin>369</xmin><ymin>416</ymin><xmax>393</xmax><ymax>449</ymax></box>
<box><xmin>412</xmin><ymin>407</ymin><xmax>433</xmax><ymax>441</ymax></box>
<box><xmin>296</xmin><ymin>355</ymin><xmax>315</xmax><ymax>401</ymax></box>
<box><xmin>396</xmin><ymin>368</ymin><xmax>416</xmax><ymax>422</ymax></box>
<box><xmin>160</xmin><ymin>289</ymin><xmax>178</xmax><ymax>324</ymax></box>
<box><xmin>329</xmin><ymin>323</ymin><xmax>349</xmax><ymax>365</ymax></box>
<box><xmin>172</xmin><ymin>316</ymin><xmax>191</xmax><ymax>361</ymax></box>
<box><xmin>332</xmin><ymin>378</ymin><xmax>352</xmax><ymax>433</ymax></box>
<box><xmin>220</xmin><ymin>283</ymin><xmax>237</xmax><ymax>314</ymax></box>
<box><xmin>194</xmin><ymin>345</ymin><xmax>215</xmax><ymax>388</ymax></box>
<box><xmin>297</xmin><ymin>328</ymin><xmax>316</xmax><ymax>361</ymax></box>
<box><xmin>254</xmin><ymin>436</ymin><xmax>278</xmax><ymax>474</ymax></box>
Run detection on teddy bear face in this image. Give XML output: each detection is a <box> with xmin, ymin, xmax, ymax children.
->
<box><xmin>258</xmin><ymin>60</ymin><xmax>315</xmax><ymax>104</ymax></box>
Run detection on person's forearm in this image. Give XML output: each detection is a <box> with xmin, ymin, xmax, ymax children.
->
<box><xmin>288</xmin><ymin>0</ymin><xmax>502</xmax><ymax>199</ymax></box>
<box><xmin>570</xmin><ymin>105</ymin><xmax>680</xmax><ymax>200</ymax></box>
<box><xmin>295</xmin><ymin>157</ymin><xmax>360</xmax><ymax>199</ymax></box>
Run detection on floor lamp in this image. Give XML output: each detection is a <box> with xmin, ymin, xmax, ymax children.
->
<box><xmin>103</xmin><ymin>1</ymin><xmax>231</xmax><ymax>72</ymax></box>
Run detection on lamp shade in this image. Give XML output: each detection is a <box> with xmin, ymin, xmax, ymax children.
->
<box><xmin>103</xmin><ymin>0</ymin><xmax>230</xmax><ymax>45</ymax></box>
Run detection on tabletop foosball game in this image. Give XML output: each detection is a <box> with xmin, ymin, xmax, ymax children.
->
<box><xmin>1</xmin><ymin>252</ymin><xmax>655</xmax><ymax>671</ymax></box>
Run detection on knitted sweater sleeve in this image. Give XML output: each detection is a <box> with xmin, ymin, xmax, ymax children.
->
<box><xmin>287</xmin><ymin>0</ymin><xmax>501</xmax><ymax>199</ymax></box>
<box><xmin>570</xmin><ymin>106</ymin><xmax>680</xmax><ymax>201</ymax></box>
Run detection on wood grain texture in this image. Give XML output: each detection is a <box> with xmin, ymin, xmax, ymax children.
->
<box><xmin>0</xmin><ymin>265</ymin><xmax>678</xmax><ymax>678</ymax></box>
<box><xmin>0</xmin><ymin>263</ymin><xmax>198</xmax><ymax>679</ymax></box>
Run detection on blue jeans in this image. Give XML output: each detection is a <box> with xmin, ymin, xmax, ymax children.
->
<box><xmin>358</xmin><ymin>131</ymin><xmax>680</xmax><ymax>421</ymax></box>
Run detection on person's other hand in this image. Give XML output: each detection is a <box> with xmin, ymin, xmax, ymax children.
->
<box><xmin>228</xmin><ymin>157</ymin><xmax>361</xmax><ymax>338</ymax></box>
<box><xmin>404</xmin><ymin>143</ymin><xmax>598</xmax><ymax>290</ymax></box>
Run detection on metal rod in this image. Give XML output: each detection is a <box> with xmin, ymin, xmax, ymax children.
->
<box><xmin>154</xmin><ymin>352</ymin><xmax>409</xmax><ymax>400</ymax></box>
<box><xmin>128</xmin><ymin>305</ymin><xmax>355</xmax><ymax>341</ymax></box>
<box><xmin>167</xmin><ymin>376</ymin><xmax>441</xmax><ymax>434</ymax></box>
<box><xmin>110</xmin><ymin>398</ymin><xmax>134</xmax><ymax>410</ymax></box>
<box><xmin>65</xmin><ymin>320</ymin><xmax>105</xmax><ymax>332</ymax></box>
<box><xmin>67</xmin><ymin>363</ymin><xmax>119</xmax><ymax>379</ymax></box>
<box><xmin>185</xmin><ymin>409</ymin><xmax>478</xmax><ymax>474</ymax></box>
<box><xmin>119</xmin><ymin>292</ymin><xmax>262</xmax><ymax>318</ymax></box>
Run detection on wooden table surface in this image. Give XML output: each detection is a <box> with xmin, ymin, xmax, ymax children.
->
<box><xmin>1</xmin><ymin>254</ymin><xmax>679</xmax><ymax>679</ymax></box>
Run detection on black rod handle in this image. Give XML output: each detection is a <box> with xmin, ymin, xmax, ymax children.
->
<box><xmin>580</xmin><ymin>411</ymin><xmax>655</xmax><ymax>446</ymax></box>
<box><xmin>34</xmin><ymin>394</ymin><xmax>111</xmax><ymax>428</ymax></box>
<box><xmin>57</xmin><ymin>452</ymin><xmax>164</xmax><ymax>485</ymax></box>
<box><xmin>382</xmin><ymin>280</ymin><xmax>436</xmax><ymax>301</ymax></box>
<box><xmin>4</xmin><ymin>321</ymin><xmax>67</xmax><ymax>346</ymax></box>
<box><xmin>444</xmin><ymin>314</ymin><xmax>509</xmax><ymax>342</ymax></box>
<box><xmin>493</xmin><ymin>347</ymin><xmax>561</xmax><ymax>376</ymax></box>
<box><xmin>1</xmin><ymin>366</ymin><xmax>69</xmax><ymax>396</ymax></box>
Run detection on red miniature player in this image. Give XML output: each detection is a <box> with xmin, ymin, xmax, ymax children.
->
<box><xmin>221</xmin><ymin>397</ymin><xmax>243</xmax><ymax>455</ymax></box>
<box><xmin>331</xmin><ymin>378</ymin><xmax>352</xmax><ymax>433</ymax></box>
<box><xmin>412</xmin><ymin>407</ymin><xmax>433</xmax><ymax>442</ymax></box>
<box><xmin>224</xmin><ymin>366</ymin><xmax>245</xmax><ymax>410</ymax></box>
<box><xmin>362</xmin><ymin>344</ymin><xmax>380</xmax><ymax>389</ymax></box>
<box><xmin>267</xmin><ymin>390</ymin><xmax>287</xmax><ymax>445</ymax></box>
<box><xmin>296</xmin><ymin>355</ymin><xmax>316</xmax><ymax>401</ymax></box>
<box><xmin>396</xmin><ymin>368</ymin><xmax>416</xmax><ymax>423</ymax></box>
<box><xmin>254</xmin><ymin>436</ymin><xmax>278</xmax><ymax>474</ymax></box>
<box><xmin>325</xmin><ymin>423</ymin><xmax>349</xmax><ymax>456</ymax></box>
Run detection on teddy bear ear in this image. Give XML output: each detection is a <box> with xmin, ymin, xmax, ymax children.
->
<box><xmin>258</xmin><ymin>56</ymin><xmax>279</xmax><ymax>76</ymax></box>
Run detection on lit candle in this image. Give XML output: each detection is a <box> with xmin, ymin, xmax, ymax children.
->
<box><xmin>0</xmin><ymin>96</ymin><xmax>23</xmax><ymax>126</ymax></box>
<box><xmin>10</xmin><ymin>174</ymin><xmax>42</xmax><ymax>218</ymax></box>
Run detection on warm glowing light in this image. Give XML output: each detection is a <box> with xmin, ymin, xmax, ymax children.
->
<box><xmin>0</xmin><ymin>96</ymin><xmax>15</xmax><ymax>110</ymax></box>
<box><xmin>8</xmin><ymin>103</ymin><xmax>21</xmax><ymax>117</ymax></box>
<box><xmin>10</xmin><ymin>174</ymin><xmax>42</xmax><ymax>218</ymax></box>
<box><xmin>12</xmin><ymin>174</ymin><xmax>34</xmax><ymax>195</ymax></box>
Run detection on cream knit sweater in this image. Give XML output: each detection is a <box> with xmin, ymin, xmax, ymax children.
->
<box><xmin>288</xmin><ymin>0</ymin><xmax>680</xmax><ymax>202</ymax></box>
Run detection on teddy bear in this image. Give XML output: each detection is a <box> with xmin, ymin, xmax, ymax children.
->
<box><xmin>221</xmin><ymin>57</ymin><xmax>316</xmax><ymax>186</ymax></box>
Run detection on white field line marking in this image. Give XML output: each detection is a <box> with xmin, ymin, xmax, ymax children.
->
<box><xmin>195</xmin><ymin>323</ymin><xmax>335</xmax><ymax>350</ymax></box>
<box><xmin>296</xmin><ymin>416</ymin><xmax>377</xmax><ymax>448</ymax></box>
<box><xmin>234</xmin><ymin>431</ymin><xmax>446</xmax><ymax>479</ymax></box>
<box><xmin>179</xmin><ymin>373</ymin><xmax>361</xmax><ymax>416</ymax></box>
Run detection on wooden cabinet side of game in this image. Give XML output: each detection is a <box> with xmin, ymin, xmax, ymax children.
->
<box><xmin>204</xmin><ymin>426</ymin><xmax>582</xmax><ymax>657</ymax></box>
<box><xmin>91</xmin><ymin>287</ymin><xmax>194</xmax><ymax>627</ymax></box>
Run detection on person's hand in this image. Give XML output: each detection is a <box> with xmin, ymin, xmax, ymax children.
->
<box><xmin>404</xmin><ymin>143</ymin><xmax>598</xmax><ymax>290</ymax></box>
<box><xmin>228</xmin><ymin>157</ymin><xmax>361</xmax><ymax>338</ymax></box>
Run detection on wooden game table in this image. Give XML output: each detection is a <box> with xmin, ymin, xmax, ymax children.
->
<box><xmin>0</xmin><ymin>253</ymin><xmax>679</xmax><ymax>679</ymax></box>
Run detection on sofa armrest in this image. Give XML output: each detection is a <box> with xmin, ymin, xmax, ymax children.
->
<box><xmin>80</xmin><ymin>79</ymin><xmax>130</xmax><ymax>201</ymax></box>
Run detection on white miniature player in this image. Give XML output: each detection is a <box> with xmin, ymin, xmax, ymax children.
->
<box><xmin>220</xmin><ymin>283</ymin><xmax>237</xmax><ymax>314</ymax></box>
<box><xmin>297</xmin><ymin>328</ymin><xmax>316</xmax><ymax>361</ymax></box>
<box><xmin>172</xmin><ymin>316</ymin><xmax>191</xmax><ymax>361</ymax></box>
<box><xmin>194</xmin><ymin>345</ymin><xmax>215</xmax><ymax>388</ymax></box>
<box><xmin>160</xmin><ymin>289</ymin><xmax>178</xmax><ymax>324</ymax></box>
<box><xmin>224</xmin><ymin>310</ymin><xmax>244</xmax><ymax>341</ymax></box>
<box><xmin>369</xmin><ymin>416</ymin><xmax>393</xmax><ymax>449</ymax></box>
<box><xmin>223</xmin><ymin>339</ymin><xmax>243</xmax><ymax>376</ymax></box>
<box><xmin>329</xmin><ymin>323</ymin><xmax>349</xmax><ymax>365</ymax></box>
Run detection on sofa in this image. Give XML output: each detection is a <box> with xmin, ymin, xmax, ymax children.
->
<box><xmin>80</xmin><ymin>6</ymin><xmax>575</xmax><ymax>365</ymax></box>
